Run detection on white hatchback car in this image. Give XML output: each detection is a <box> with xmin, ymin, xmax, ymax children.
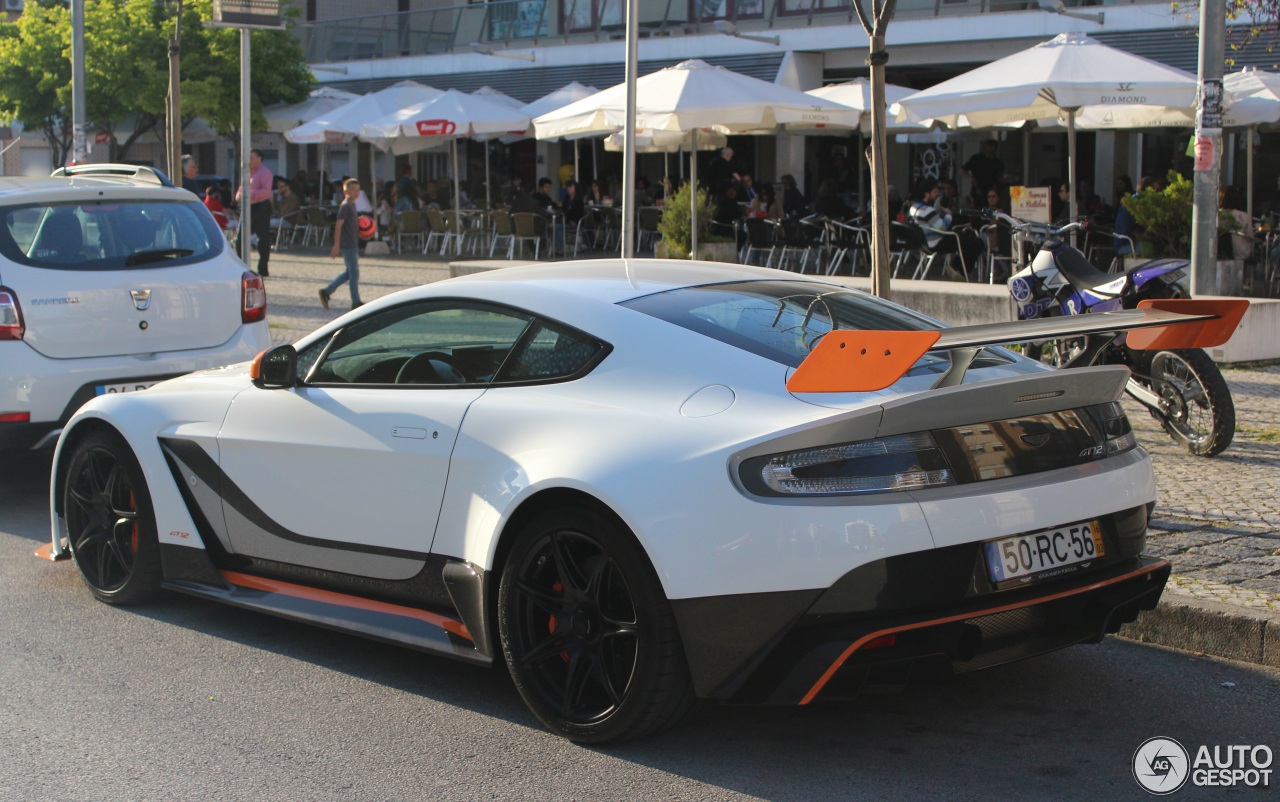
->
<box><xmin>0</xmin><ymin>165</ymin><xmax>269</xmax><ymax>452</ymax></box>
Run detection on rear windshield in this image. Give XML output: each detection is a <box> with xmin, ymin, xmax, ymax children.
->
<box><xmin>0</xmin><ymin>199</ymin><xmax>223</xmax><ymax>271</ymax></box>
<box><xmin>622</xmin><ymin>280</ymin><xmax>1012</xmax><ymax>375</ymax></box>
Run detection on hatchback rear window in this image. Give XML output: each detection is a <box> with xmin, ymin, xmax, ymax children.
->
<box><xmin>0</xmin><ymin>199</ymin><xmax>223</xmax><ymax>271</ymax></box>
<box><xmin>622</xmin><ymin>280</ymin><xmax>1013</xmax><ymax>375</ymax></box>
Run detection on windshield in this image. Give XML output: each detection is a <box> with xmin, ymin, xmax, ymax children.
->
<box><xmin>622</xmin><ymin>280</ymin><xmax>1012</xmax><ymax>376</ymax></box>
<box><xmin>0</xmin><ymin>199</ymin><xmax>223</xmax><ymax>271</ymax></box>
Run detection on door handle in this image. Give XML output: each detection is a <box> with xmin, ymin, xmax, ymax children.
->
<box><xmin>391</xmin><ymin>427</ymin><xmax>428</xmax><ymax>440</ymax></box>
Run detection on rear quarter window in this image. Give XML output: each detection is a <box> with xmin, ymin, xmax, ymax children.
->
<box><xmin>0</xmin><ymin>199</ymin><xmax>223</xmax><ymax>271</ymax></box>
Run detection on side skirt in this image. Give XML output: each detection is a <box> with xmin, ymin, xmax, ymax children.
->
<box><xmin>163</xmin><ymin>570</ymin><xmax>492</xmax><ymax>667</ymax></box>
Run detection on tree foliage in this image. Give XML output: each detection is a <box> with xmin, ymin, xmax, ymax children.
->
<box><xmin>1122</xmin><ymin>170</ymin><xmax>1240</xmax><ymax>258</ymax></box>
<box><xmin>0</xmin><ymin>0</ymin><xmax>311</xmax><ymax>169</ymax></box>
<box><xmin>1172</xmin><ymin>0</ymin><xmax>1280</xmax><ymax>67</ymax></box>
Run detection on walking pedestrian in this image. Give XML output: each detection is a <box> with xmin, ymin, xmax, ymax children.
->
<box><xmin>235</xmin><ymin>149</ymin><xmax>274</xmax><ymax>277</ymax></box>
<box><xmin>319</xmin><ymin>178</ymin><xmax>364</xmax><ymax>311</ymax></box>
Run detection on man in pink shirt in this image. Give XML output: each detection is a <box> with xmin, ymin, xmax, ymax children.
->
<box><xmin>235</xmin><ymin>149</ymin><xmax>275</xmax><ymax>276</ymax></box>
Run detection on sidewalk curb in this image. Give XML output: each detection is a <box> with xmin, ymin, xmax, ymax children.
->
<box><xmin>1121</xmin><ymin>593</ymin><xmax>1280</xmax><ymax>669</ymax></box>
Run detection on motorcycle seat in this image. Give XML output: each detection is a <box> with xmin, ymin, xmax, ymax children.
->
<box><xmin>1050</xmin><ymin>244</ymin><xmax>1124</xmax><ymax>294</ymax></box>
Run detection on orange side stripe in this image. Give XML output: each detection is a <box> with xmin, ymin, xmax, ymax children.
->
<box><xmin>221</xmin><ymin>570</ymin><xmax>472</xmax><ymax>641</ymax></box>
<box><xmin>787</xmin><ymin>330</ymin><xmax>941</xmax><ymax>394</ymax></box>
<box><xmin>798</xmin><ymin>560</ymin><xmax>1169</xmax><ymax>705</ymax></box>
<box><xmin>1127</xmin><ymin>299</ymin><xmax>1249</xmax><ymax>351</ymax></box>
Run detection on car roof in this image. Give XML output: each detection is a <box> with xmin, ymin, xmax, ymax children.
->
<box><xmin>0</xmin><ymin>176</ymin><xmax>188</xmax><ymax>205</ymax></box>
<box><xmin>444</xmin><ymin>259</ymin><xmax>839</xmax><ymax>304</ymax></box>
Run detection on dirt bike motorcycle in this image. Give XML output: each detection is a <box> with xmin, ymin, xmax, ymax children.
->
<box><xmin>993</xmin><ymin>211</ymin><xmax>1238</xmax><ymax>457</ymax></box>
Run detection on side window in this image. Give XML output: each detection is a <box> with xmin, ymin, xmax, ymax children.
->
<box><xmin>497</xmin><ymin>321</ymin><xmax>606</xmax><ymax>383</ymax></box>
<box><xmin>306</xmin><ymin>300</ymin><xmax>533</xmax><ymax>387</ymax></box>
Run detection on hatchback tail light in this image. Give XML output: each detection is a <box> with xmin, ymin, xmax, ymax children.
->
<box><xmin>241</xmin><ymin>272</ymin><xmax>266</xmax><ymax>324</ymax></box>
<box><xmin>0</xmin><ymin>286</ymin><xmax>24</xmax><ymax>340</ymax></box>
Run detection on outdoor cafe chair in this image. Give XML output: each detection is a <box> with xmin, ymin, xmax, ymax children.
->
<box><xmin>510</xmin><ymin>212</ymin><xmax>543</xmax><ymax>260</ymax></box>
<box><xmin>396</xmin><ymin>210</ymin><xmax>427</xmax><ymax>253</ymax></box>
<box><xmin>489</xmin><ymin>210</ymin><xmax>515</xmax><ymax>258</ymax></box>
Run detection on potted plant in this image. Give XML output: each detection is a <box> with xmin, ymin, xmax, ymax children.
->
<box><xmin>656</xmin><ymin>182</ymin><xmax>737</xmax><ymax>262</ymax></box>
<box><xmin>1122</xmin><ymin>169</ymin><xmax>1240</xmax><ymax>259</ymax></box>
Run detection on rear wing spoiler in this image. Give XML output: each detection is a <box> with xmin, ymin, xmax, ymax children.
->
<box><xmin>787</xmin><ymin>298</ymin><xmax>1248</xmax><ymax>394</ymax></box>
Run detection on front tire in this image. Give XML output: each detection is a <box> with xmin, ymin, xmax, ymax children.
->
<box><xmin>498</xmin><ymin>506</ymin><xmax>695</xmax><ymax>743</ymax></box>
<box><xmin>1144</xmin><ymin>349</ymin><xmax>1235</xmax><ymax>457</ymax></box>
<box><xmin>62</xmin><ymin>430</ymin><xmax>163</xmax><ymax>605</ymax></box>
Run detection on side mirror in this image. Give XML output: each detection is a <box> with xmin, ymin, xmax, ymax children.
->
<box><xmin>250</xmin><ymin>344</ymin><xmax>297</xmax><ymax>389</ymax></box>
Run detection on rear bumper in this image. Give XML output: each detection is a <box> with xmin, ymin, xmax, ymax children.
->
<box><xmin>671</xmin><ymin>504</ymin><xmax>1170</xmax><ymax>704</ymax></box>
<box><xmin>761</xmin><ymin>556</ymin><xmax>1169</xmax><ymax>706</ymax></box>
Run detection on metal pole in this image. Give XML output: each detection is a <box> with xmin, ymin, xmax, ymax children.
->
<box><xmin>485</xmin><ymin>141</ymin><xmax>491</xmax><ymax>210</ymax></box>
<box><xmin>1066</xmin><ymin>109</ymin><xmax>1079</xmax><ymax>224</ymax></box>
<box><xmin>1191</xmin><ymin>0</ymin><xmax>1225</xmax><ymax>296</ymax></box>
<box><xmin>167</xmin><ymin>0</ymin><xmax>184</xmax><ymax>181</ymax></box>
<box><xmin>70</xmin><ymin>0</ymin><xmax>88</xmax><ymax>165</ymax></box>
<box><xmin>620</xmin><ymin>0</ymin><xmax>639</xmax><ymax>259</ymax></box>
<box><xmin>240</xmin><ymin>28</ymin><xmax>252</xmax><ymax>265</ymax></box>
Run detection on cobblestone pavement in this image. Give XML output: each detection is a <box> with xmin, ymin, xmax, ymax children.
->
<box><xmin>1129</xmin><ymin>365</ymin><xmax>1280</xmax><ymax>611</ymax></box>
<box><xmin>262</xmin><ymin>247</ymin><xmax>1280</xmax><ymax>614</ymax></box>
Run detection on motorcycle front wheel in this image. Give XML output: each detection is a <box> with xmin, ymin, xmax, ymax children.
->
<box><xmin>1140</xmin><ymin>349</ymin><xmax>1235</xmax><ymax>457</ymax></box>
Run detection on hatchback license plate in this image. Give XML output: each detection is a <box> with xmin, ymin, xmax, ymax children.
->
<box><xmin>96</xmin><ymin>381</ymin><xmax>157</xmax><ymax>396</ymax></box>
<box><xmin>985</xmin><ymin>521</ymin><xmax>1105</xmax><ymax>583</ymax></box>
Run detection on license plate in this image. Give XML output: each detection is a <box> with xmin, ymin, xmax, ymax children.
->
<box><xmin>95</xmin><ymin>381</ymin><xmax>158</xmax><ymax>396</ymax></box>
<box><xmin>984</xmin><ymin>521</ymin><xmax>1106</xmax><ymax>583</ymax></box>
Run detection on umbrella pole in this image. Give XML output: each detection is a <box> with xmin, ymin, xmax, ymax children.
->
<box><xmin>456</xmin><ymin>139</ymin><xmax>466</xmax><ymax>249</ymax></box>
<box><xmin>1023</xmin><ymin>129</ymin><xmax>1030</xmax><ymax>187</ymax></box>
<box><xmin>1067</xmin><ymin>109</ymin><xmax>1079</xmax><ymax>246</ymax></box>
<box><xmin>691</xmin><ymin>128</ymin><xmax>699</xmax><ymax>258</ymax></box>
<box><xmin>1248</xmin><ymin>124</ymin><xmax>1255</xmax><ymax>223</ymax></box>
<box><xmin>574</xmin><ymin>140</ymin><xmax>580</xmax><ymax>189</ymax></box>
<box><xmin>485</xmin><ymin>141</ymin><xmax>491</xmax><ymax>211</ymax></box>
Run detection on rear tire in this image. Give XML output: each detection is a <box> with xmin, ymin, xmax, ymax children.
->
<box><xmin>498</xmin><ymin>505</ymin><xmax>696</xmax><ymax>743</ymax></box>
<box><xmin>1144</xmin><ymin>349</ymin><xmax>1235</xmax><ymax>457</ymax></box>
<box><xmin>62</xmin><ymin>430</ymin><xmax>163</xmax><ymax>605</ymax></box>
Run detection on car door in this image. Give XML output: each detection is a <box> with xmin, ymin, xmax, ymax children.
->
<box><xmin>215</xmin><ymin>299</ymin><xmax>534</xmax><ymax>580</ymax></box>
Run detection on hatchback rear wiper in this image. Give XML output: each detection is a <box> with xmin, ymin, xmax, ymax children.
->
<box><xmin>125</xmin><ymin>248</ymin><xmax>194</xmax><ymax>266</ymax></box>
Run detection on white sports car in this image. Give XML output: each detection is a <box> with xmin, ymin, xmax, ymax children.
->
<box><xmin>48</xmin><ymin>260</ymin><xmax>1233</xmax><ymax>743</ymax></box>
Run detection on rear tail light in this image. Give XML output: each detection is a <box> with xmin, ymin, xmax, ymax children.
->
<box><xmin>743</xmin><ymin>432</ymin><xmax>954</xmax><ymax>497</ymax></box>
<box><xmin>241</xmin><ymin>271</ymin><xmax>266</xmax><ymax>324</ymax></box>
<box><xmin>0</xmin><ymin>412</ymin><xmax>30</xmax><ymax>423</ymax></box>
<box><xmin>1095</xmin><ymin>401</ymin><xmax>1138</xmax><ymax>455</ymax></box>
<box><xmin>0</xmin><ymin>286</ymin><xmax>24</xmax><ymax>340</ymax></box>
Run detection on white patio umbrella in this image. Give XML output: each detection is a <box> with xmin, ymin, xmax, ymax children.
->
<box><xmin>534</xmin><ymin>59</ymin><xmax>858</xmax><ymax>254</ymax></box>
<box><xmin>264</xmin><ymin>87</ymin><xmax>361</xmax><ymax>134</ymax></box>
<box><xmin>511</xmin><ymin>82</ymin><xmax>602</xmax><ymax>188</ymax></box>
<box><xmin>1033</xmin><ymin>69</ymin><xmax>1280</xmax><ymax>219</ymax></box>
<box><xmin>471</xmin><ymin>86</ymin><xmax>525</xmax><ymax>108</ymax></box>
<box><xmin>896</xmin><ymin>33</ymin><xmax>1198</xmax><ymax>222</ymax></box>
<box><xmin>286</xmin><ymin>81</ymin><xmax>444</xmax><ymax>206</ymax></box>
<box><xmin>359</xmin><ymin>89</ymin><xmax>531</xmax><ymax>249</ymax></box>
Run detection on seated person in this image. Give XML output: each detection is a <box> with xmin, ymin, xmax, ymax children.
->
<box><xmin>748</xmin><ymin>185</ymin><xmax>784</xmax><ymax>221</ymax></box>
<box><xmin>713</xmin><ymin>185</ymin><xmax>744</xmax><ymax>231</ymax></box>
<box><xmin>204</xmin><ymin>187</ymin><xmax>229</xmax><ymax>230</ymax></box>
<box><xmin>812</xmin><ymin>179</ymin><xmax>853</xmax><ymax>220</ymax></box>
<box><xmin>908</xmin><ymin>178</ymin><xmax>983</xmax><ymax>278</ymax></box>
<box><xmin>780</xmin><ymin>174</ymin><xmax>809</xmax><ymax>218</ymax></box>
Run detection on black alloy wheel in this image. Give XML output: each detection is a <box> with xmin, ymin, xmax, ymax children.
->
<box><xmin>498</xmin><ymin>507</ymin><xmax>695</xmax><ymax>743</ymax></box>
<box><xmin>63</xmin><ymin>431</ymin><xmax>163</xmax><ymax>605</ymax></box>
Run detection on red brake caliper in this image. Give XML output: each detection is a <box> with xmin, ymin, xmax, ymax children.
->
<box><xmin>549</xmin><ymin>581</ymin><xmax>569</xmax><ymax>663</ymax></box>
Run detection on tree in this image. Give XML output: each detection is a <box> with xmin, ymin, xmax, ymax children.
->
<box><xmin>179</xmin><ymin>0</ymin><xmax>311</xmax><ymax>140</ymax></box>
<box><xmin>850</xmin><ymin>0</ymin><xmax>898</xmax><ymax>300</ymax></box>
<box><xmin>1173</xmin><ymin>0</ymin><xmax>1280</xmax><ymax>66</ymax></box>
<box><xmin>0</xmin><ymin>0</ymin><xmax>311</xmax><ymax>169</ymax></box>
<box><xmin>0</xmin><ymin>2</ymin><xmax>76</xmax><ymax>168</ymax></box>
